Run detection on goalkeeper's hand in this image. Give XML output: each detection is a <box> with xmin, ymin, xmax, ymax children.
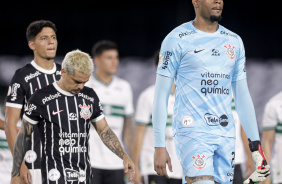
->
<box><xmin>243</xmin><ymin>140</ymin><xmax>270</xmax><ymax>184</ymax></box>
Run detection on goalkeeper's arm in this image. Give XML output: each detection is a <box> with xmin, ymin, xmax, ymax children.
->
<box><xmin>232</xmin><ymin>79</ymin><xmax>270</xmax><ymax>183</ymax></box>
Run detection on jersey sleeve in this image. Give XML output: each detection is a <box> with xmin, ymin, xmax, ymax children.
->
<box><xmin>90</xmin><ymin>90</ymin><xmax>104</xmax><ymax>122</ymax></box>
<box><xmin>262</xmin><ymin>100</ymin><xmax>278</xmax><ymax>130</ymax></box>
<box><xmin>124</xmin><ymin>82</ymin><xmax>134</xmax><ymax>117</ymax></box>
<box><xmin>135</xmin><ymin>90</ymin><xmax>151</xmax><ymax>125</ymax></box>
<box><xmin>6</xmin><ymin>69</ymin><xmax>26</xmax><ymax>109</ymax></box>
<box><xmin>232</xmin><ymin>37</ymin><xmax>247</xmax><ymax>82</ymax></box>
<box><xmin>156</xmin><ymin>37</ymin><xmax>182</xmax><ymax>79</ymax></box>
<box><xmin>22</xmin><ymin>93</ymin><xmax>43</xmax><ymax>125</ymax></box>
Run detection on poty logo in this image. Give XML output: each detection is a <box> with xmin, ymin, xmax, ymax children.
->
<box><xmin>42</xmin><ymin>92</ymin><xmax>61</xmax><ymax>104</ymax></box>
<box><xmin>204</xmin><ymin>113</ymin><xmax>229</xmax><ymax>127</ymax></box>
<box><xmin>25</xmin><ymin>71</ymin><xmax>41</xmax><ymax>82</ymax></box>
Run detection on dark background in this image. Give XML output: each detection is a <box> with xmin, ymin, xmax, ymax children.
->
<box><xmin>0</xmin><ymin>1</ymin><xmax>281</xmax><ymax>59</ymax></box>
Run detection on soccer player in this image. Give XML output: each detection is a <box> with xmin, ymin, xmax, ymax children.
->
<box><xmin>5</xmin><ymin>20</ymin><xmax>61</xmax><ymax>184</ymax></box>
<box><xmin>10</xmin><ymin>49</ymin><xmax>135</xmax><ymax>184</ymax></box>
<box><xmin>133</xmin><ymin>51</ymin><xmax>182</xmax><ymax>184</ymax></box>
<box><xmin>152</xmin><ymin>0</ymin><xmax>270</xmax><ymax>184</ymax></box>
<box><xmin>85</xmin><ymin>40</ymin><xmax>135</xmax><ymax>184</ymax></box>
<box><xmin>261</xmin><ymin>91</ymin><xmax>282</xmax><ymax>184</ymax></box>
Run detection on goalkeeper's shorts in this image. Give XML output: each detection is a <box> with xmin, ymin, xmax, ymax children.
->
<box><xmin>174</xmin><ymin>132</ymin><xmax>236</xmax><ymax>184</ymax></box>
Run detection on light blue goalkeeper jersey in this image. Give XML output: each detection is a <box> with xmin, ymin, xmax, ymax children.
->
<box><xmin>157</xmin><ymin>21</ymin><xmax>246</xmax><ymax>138</ymax></box>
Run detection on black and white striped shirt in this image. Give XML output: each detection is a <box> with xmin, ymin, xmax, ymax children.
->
<box><xmin>6</xmin><ymin>60</ymin><xmax>61</xmax><ymax>170</ymax></box>
<box><xmin>23</xmin><ymin>82</ymin><xmax>104</xmax><ymax>184</ymax></box>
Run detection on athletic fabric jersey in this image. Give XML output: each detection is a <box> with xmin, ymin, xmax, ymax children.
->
<box><xmin>157</xmin><ymin>21</ymin><xmax>247</xmax><ymax>138</ymax></box>
<box><xmin>5</xmin><ymin>60</ymin><xmax>61</xmax><ymax>170</ymax></box>
<box><xmin>232</xmin><ymin>97</ymin><xmax>246</xmax><ymax>164</ymax></box>
<box><xmin>262</xmin><ymin>91</ymin><xmax>282</xmax><ymax>183</ymax></box>
<box><xmin>135</xmin><ymin>85</ymin><xmax>182</xmax><ymax>179</ymax></box>
<box><xmin>23</xmin><ymin>82</ymin><xmax>104</xmax><ymax>184</ymax></box>
<box><xmin>85</xmin><ymin>75</ymin><xmax>134</xmax><ymax>169</ymax></box>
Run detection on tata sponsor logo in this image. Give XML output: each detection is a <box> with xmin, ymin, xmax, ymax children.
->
<box><xmin>65</xmin><ymin>168</ymin><xmax>86</xmax><ymax>182</ymax></box>
<box><xmin>42</xmin><ymin>92</ymin><xmax>61</xmax><ymax>104</ymax></box>
<box><xmin>179</xmin><ymin>30</ymin><xmax>197</xmax><ymax>38</ymax></box>
<box><xmin>204</xmin><ymin>113</ymin><xmax>229</xmax><ymax>127</ymax></box>
<box><xmin>25</xmin><ymin>71</ymin><xmax>41</xmax><ymax>82</ymax></box>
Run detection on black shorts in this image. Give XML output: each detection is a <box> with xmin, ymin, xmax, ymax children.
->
<box><xmin>233</xmin><ymin>164</ymin><xmax>243</xmax><ymax>184</ymax></box>
<box><xmin>143</xmin><ymin>175</ymin><xmax>182</xmax><ymax>184</ymax></box>
<box><xmin>91</xmin><ymin>168</ymin><xmax>125</xmax><ymax>184</ymax></box>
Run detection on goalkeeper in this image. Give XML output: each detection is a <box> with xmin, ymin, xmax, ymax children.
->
<box><xmin>152</xmin><ymin>0</ymin><xmax>270</xmax><ymax>184</ymax></box>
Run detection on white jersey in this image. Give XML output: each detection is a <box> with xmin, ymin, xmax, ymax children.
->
<box><xmin>86</xmin><ymin>75</ymin><xmax>134</xmax><ymax>169</ymax></box>
<box><xmin>231</xmin><ymin>97</ymin><xmax>246</xmax><ymax>164</ymax></box>
<box><xmin>262</xmin><ymin>91</ymin><xmax>282</xmax><ymax>183</ymax></box>
<box><xmin>135</xmin><ymin>85</ymin><xmax>182</xmax><ymax>179</ymax></box>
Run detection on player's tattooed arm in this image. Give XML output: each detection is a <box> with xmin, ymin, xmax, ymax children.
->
<box><xmin>93</xmin><ymin>118</ymin><xmax>126</xmax><ymax>159</ymax></box>
<box><xmin>123</xmin><ymin>116</ymin><xmax>135</xmax><ymax>157</ymax></box>
<box><xmin>11</xmin><ymin>119</ymin><xmax>35</xmax><ymax>177</ymax></box>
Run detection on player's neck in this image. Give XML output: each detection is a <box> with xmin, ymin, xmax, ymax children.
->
<box><xmin>33</xmin><ymin>57</ymin><xmax>55</xmax><ymax>70</ymax></box>
<box><xmin>95</xmin><ymin>71</ymin><xmax>113</xmax><ymax>85</ymax></box>
<box><xmin>193</xmin><ymin>17</ymin><xmax>219</xmax><ymax>33</ymax></box>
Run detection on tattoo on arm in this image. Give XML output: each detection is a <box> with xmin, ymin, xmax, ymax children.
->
<box><xmin>99</xmin><ymin>125</ymin><xmax>126</xmax><ymax>159</ymax></box>
<box><xmin>11</xmin><ymin>119</ymin><xmax>34</xmax><ymax>177</ymax></box>
<box><xmin>186</xmin><ymin>175</ymin><xmax>214</xmax><ymax>184</ymax></box>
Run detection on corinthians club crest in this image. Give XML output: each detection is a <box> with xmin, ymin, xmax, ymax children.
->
<box><xmin>224</xmin><ymin>44</ymin><xmax>235</xmax><ymax>60</ymax></box>
<box><xmin>192</xmin><ymin>154</ymin><xmax>206</xmax><ymax>170</ymax></box>
<box><xmin>79</xmin><ymin>102</ymin><xmax>92</xmax><ymax>120</ymax></box>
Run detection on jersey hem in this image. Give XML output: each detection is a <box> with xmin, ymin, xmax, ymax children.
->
<box><xmin>92</xmin><ymin>114</ymin><xmax>105</xmax><ymax>122</ymax></box>
<box><xmin>5</xmin><ymin>102</ymin><xmax>22</xmax><ymax>109</ymax></box>
<box><xmin>23</xmin><ymin>114</ymin><xmax>39</xmax><ymax>125</ymax></box>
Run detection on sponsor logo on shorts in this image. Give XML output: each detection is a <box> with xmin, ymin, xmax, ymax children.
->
<box><xmin>182</xmin><ymin>116</ymin><xmax>194</xmax><ymax>127</ymax></box>
<box><xmin>65</xmin><ymin>168</ymin><xmax>86</xmax><ymax>182</ymax></box>
<box><xmin>224</xmin><ymin>44</ymin><xmax>236</xmax><ymax>60</ymax></box>
<box><xmin>204</xmin><ymin>113</ymin><xmax>229</xmax><ymax>127</ymax></box>
<box><xmin>192</xmin><ymin>154</ymin><xmax>206</xmax><ymax>170</ymax></box>
<box><xmin>48</xmin><ymin>168</ymin><xmax>61</xmax><ymax>181</ymax></box>
<box><xmin>24</xmin><ymin>150</ymin><xmax>37</xmax><ymax>163</ymax></box>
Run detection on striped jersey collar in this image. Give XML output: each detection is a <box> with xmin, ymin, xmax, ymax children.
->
<box><xmin>53</xmin><ymin>82</ymin><xmax>74</xmax><ymax>96</ymax></box>
<box><xmin>31</xmin><ymin>60</ymin><xmax>57</xmax><ymax>74</ymax></box>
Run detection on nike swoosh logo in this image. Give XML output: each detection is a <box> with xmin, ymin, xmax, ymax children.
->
<box><xmin>194</xmin><ymin>49</ymin><xmax>205</xmax><ymax>53</ymax></box>
<box><xmin>52</xmin><ymin>110</ymin><xmax>64</xmax><ymax>115</ymax></box>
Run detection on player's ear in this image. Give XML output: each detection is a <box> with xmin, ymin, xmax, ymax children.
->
<box><xmin>192</xmin><ymin>0</ymin><xmax>199</xmax><ymax>8</ymax></box>
<box><xmin>61</xmin><ymin>68</ymin><xmax>66</xmax><ymax>78</ymax></box>
<box><xmin>28</xmin><ymin>41</ymin><xmax>35</xmax><ymax>51</ymax></box>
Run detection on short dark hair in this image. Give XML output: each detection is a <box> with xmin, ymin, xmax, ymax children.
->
<box><xmin>91</xmin><ymin>40</ymin><xmax>118</xmax><ymax>57</ymax></box>
<box><xmin>26</xmin><ymin>20</ymin><xmax>57</xmax><ymax>42</ymax></box>
<box><xmin>153</xmin><ymin>49</ymin><xmax>160</xmax><ymax>67</ymax></box>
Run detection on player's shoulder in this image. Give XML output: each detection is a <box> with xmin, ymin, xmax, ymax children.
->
<box><xmin>29</xmin><ymin>84</ymin><xmax>57</xmax><ymax>105</ymax></box>
<box><xmin>12</xmin><ymin>62</ymin><xmax>36</xmax><ymax>78</ymax></box>
<box><xmin>165</xmin><ymin>21</ymin><xmax>195</xmax><ymax>40</ymax></box>
<box><xmin>113</xmin><ymin>76</ymin><xmax>132</xmax><ymax>88</ymax></box>
<box><xmin>219</xmin><ymin>24</ymin><xmax>242</xmax><ymax>42</ymax></box>
<box><xmin>266</xmin><ymin>91</ymin><xmax>282</xmax><ymax>106</ymax></box>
